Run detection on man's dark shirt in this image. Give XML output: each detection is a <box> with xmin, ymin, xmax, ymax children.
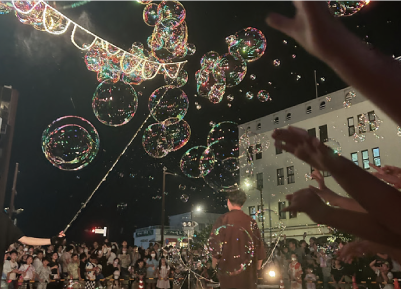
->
<box><xmin>0</xmin><ymin>212</ymin><xmax>24</xmax><ymax>274</ymax></box>
<box><xmin>210</xmin><ymin>209</ymin><xmax>265</xmax><ymax>289</ymax></box>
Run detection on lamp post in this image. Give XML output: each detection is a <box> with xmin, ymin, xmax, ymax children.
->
<box><xmin>161</xmin><ymin>167</ymin><xmax>175</xmax><ymax>247</ymax></box>
<box><xmin>182</xmin><ymin>221</ymin><xmax>198</xmax><ymax>289</ymax></box>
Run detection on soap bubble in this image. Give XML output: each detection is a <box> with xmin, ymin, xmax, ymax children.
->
<box><xmin>148</xmin><ymin>85</ymin><xmax>189</xmax><ymax>122</ymax></box>
<box><xmin>227</xmin><ymin>95</ymin><xmax>234</xmax><ymax>102</ymax></box>
<box><xmin>325</xmin><ymin>138</ymin><xmax>342</xmax><ymax>155</ymax></box>
<box><xmin>143</xmin><ymin>3</ymin><xmax>159</xmax><ymax>26</ymax></box>
<box><xmin>257</xmin><ymin>90</ymin><xmax>271</xmax><ymax>102</ymax></box>
<box><xmin>186</xmin><ymin>43</ymin><xmax>196</xmax><ymax>55</ymax></box>
<box><xmin>343</xmin><ymin>91</ymin><xmax>356</xmax><ymax>108</ymax></box>
<box><xmin>164</xmin><ymin>69</ymin><xmax>188</xmax><ymax>88</ymax></box>
<box><xmin>179</xmin><ymin>184</ymin><xmax>186</xmax><ymax>190</ymax></box>
<box><xmin>320</xmin><ymin>77</ymin><xmax>326</xmax><ymax>82</ymax></box>
<box><xmin>41</xmin><ymin>116</ymin><xmax>100</xmax><ymax>171</ymax></box>
<box><xmin>250</xmin><ymin>74</ymin><xmax>256</xmax><ymax>80</ymax></box>
<box><xmin>273</xmin><ymin>59</ymin><xmax>280</xmax><ymax>66</ymax></box>
<box><xmin>157</xmin><ymin>1</ymin><xmax>186</xmax><ymax>27</ymax></box>
<box><xmin>207</xmin><ymin>121</ymin><xmax>239</xmax><ymax>161</ymax></box>
<box><xmin>226</xmin><ymin>27</ymin><xmax>266</xmax><ymax>62</ymax></box>
<box><xmin>207</xmin><ymin>224</ymin><xmax>256</xmax><ymax>276</ymax></box>
<box><xmin>163</xmin><ymin>117</ymin><xmax>191</xmax><ymax>152</ymax></box>
<box><xmin>292</xmin><ymin>54</ymin><xmax>296</xmax><ymax>59</ymax></box>
<box><xmin>142</xmin><ymin>123</ymin><xmax>173</xmax><ymax>158</ymax></box>
<box><xmin>92</xmin><ymin>81</ymin><xmax>138</xmax><ymax>127</ymax></box>
<box><xmin>180</xmin><ymin>146</ymin><xmax>215</xmax><ymax>178</ymax></box>
<box><xmin>245</xmin><ymin>91</ymin><xmax>254</xmax><ymax>100</ymax></box>
<box><xmin>200</xmin><ymin>51</ymin><xmax>220</xmax><ymax>69</ymax></box>
<box><xmin>180</xmin><ymin>194</ymin><xmax>189</xmax><ymax>202</ymax></box>
<box><xmin>214</xmin><ymin>53</ymin><xmax>247</xmax><ymax>87</ymax></box>
<box><xmin>328</xmin><ymin>1</ymin><xmax>370</xmax><ymax>17</ymax></box>
<box><xmin>296</xmin><ymin>74</ymin><xmax>301</xmax><ymax>81</ymax></box>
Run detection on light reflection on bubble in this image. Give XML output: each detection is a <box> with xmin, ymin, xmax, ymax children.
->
<box><xmin>163</xmin><ymin>117</ymin><xmax>191</xmax><ymax>152</ymax></box>
<box><xmin>328</xmin><ymin>1</ymin><xmax>370</xmax><ymax>17</ymax></box>
<box><xmin>142</xmin><ymin>123</ymin><xmax>173</xmax><ymax>158</ymax></box>
<box><xmin>245</xmin><ymin>91</ymin><xmax>254</xmax><ymax>100</ymax></box>
<box><xmin>180</xmin><ymin>194</ymin><xmax>189</xmax><ymax>202</ymax></box>
<box><xmin>227</xmin><ymin>27</ymin><xmax>266</xmax><ymax>63</ymax></box>
<box><xmin>273</xmin><ymin>59</ymin><xmax>280</xmax><ymax>66</ymax></box>
<box><xmin>257</xmin><ymin>90</ymin><xmax>271</xmax><ymax>102</ymax></box>
<box><xmin>214</xmin><ymin>53</ymin><xmax>247</xmax><ymax>88</ymax></box>
<box><xmin>41</xmin><ymin>116</ymin><xmax>100</xmax><ymax>171</ymax></box>
<box><xmin>164</xmin><ymin>69</ymin><xmax>188</xmax><ymax>88</ymax></box>
<box><xmin>325</xmin><ymin>138</ymin><xmax>342</xmax><ymax>155</ymax></box>
<box><xmin>180</xmin><ymin>146</ymin><xmax>215</xmax><ymax>178</ymax></box>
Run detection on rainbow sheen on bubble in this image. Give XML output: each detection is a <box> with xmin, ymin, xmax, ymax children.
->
<box><xmin>180</xmin><ymin>146</ymin><xmax>215</xmax><ymax>178</ymax></box>
<box><xmin>92</xmin><ymin>81</ymin><xmax>138</xmax><ymax>127</ymax></box>
<box><xmin>163</xmin><ymin>117</ymin><xmax>191</xmax><ymax>152</ymax></box>
<box><xmin>245</xmin><ymin>91</ymin><xmax>254</xmax><ymax>100</ymax></box>
<box><xmin>214</xmin><ymin>53</ymin><xmax>247</xmax><ymax>88</ymax></box>
<box><xmin>164</xmin><ymin>69</ymin><xmax>188</xmax><ymax>88</ymax></box>
<box><xmin>328</xmin><ymin>1</ymin><xmax>370</xmax><ymax>17</ymax></box>
<box><xmin>226</xmin><ymin>27</ymin><xmax>266</xmax><ymax>63</ymax></box>
<box><xmin>148</xmin><ymin>85</ymin><xmax>189</xmax><ymax>122</ymax></box>
<box><xmin>180</xmin><ymin>194</ymin><xmax>189</xmax><ymax>202</ymax></box>
<box><xmin>143</xmin><ymin>3</ymin><xmax>159</xmax><ymax>26</ymax></box>
<box><xmin>142</xmin><ymin>123</ymin><xmax>173</xmax><ymax>158</ymax></box>
<box><xmin>257</xmin><ymin>90</ymin><xmax>271</xmax><ymax>102</ymax></box>
<box><xmin>41</xmin><ymin>116</ymin><xmax>100</xmax><ymax>171</ymax></box>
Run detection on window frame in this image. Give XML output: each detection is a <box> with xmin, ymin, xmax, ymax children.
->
<box><xmin>372</xmin><ymin>147</ymin><xmax>381</xmax><ymax>167</ymax></box>
<box><xmin>351</xmin><ymin>152</ymin><xmax>359</xmax><ymax>166</ymax></box>
<box><xmin>257</xmin><ymin>205</ymin><xmax>263</xmax><ymax>222</ymax></box>
<box><xmin>368</xmin><ymin>111</ymin><xmax>376</xmax><ymax>131</ymax></box>
<box><xmin>347</xmin><ymin>117</ymin><xmax>355</xmax><ymax>136</ymax></box>
<box><xmin>277</xmin><ymin>168</ymin><xmax>284</xmax><ymax>186</ymax></box>
<box><xmin>319</xmin><ymin>124</ymin><xmax>328</xmax><ymax>142</ymax></box>
<box><xmin>249</xmin><ymin>206</ymin><xmax>256</xmax><ymax>220</ymax></box>
<box><xmin>357</xmin><ymin>114</ymin><xmax>367</xmax><ymax>134</ymax></box>
<box><xmin>361</xmin><ymin>149</ymin><xmax>370</xmax><ymax>170</ymax></box>
<box><xmin>276</xmin><ymin>146</ymin><xmax>283</xmax><ymax>155</ymax></box>
<box><xmin>287</xmin><ymin>166</ymin><xmax>295</xmax><ymax>184</ymax></box>
<box><xmin>278</xmin><ymin>202</ymin><xmax>286</xmax><ymax>220</ymax></box>
<box><xmin>255</xmin><ymin>143</ymin><xmax>262</xmax><ymax>160</ymax></box>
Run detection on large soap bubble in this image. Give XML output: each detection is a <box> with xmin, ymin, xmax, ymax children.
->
<box><xmin>227</xmin><ymin>27</ymin><xmax>267</xmax><ymax>63</ymax></box>
<box><xmin>148</xmin><ymin>85</ymin><xmax>189</xmax><ymax>122</ymax></box>
<box><xmin>41</xmin><ymin>116</ymin><xmax>100</xmax><ymax>171</ymax></box>
<box><xmin>214</xmin><ymin>53</ymin><xmax>247</xmax><ymax>88</ymax></box>
<box><xmin>92</xmin><ymin>81</ymin><xmax>138</xmax><ymax>127</ymax></box>
<box><xmin>206</xmin><ymin>121</ymin><xmax>239</xmax><ymax>160</ymax></box>
<box><xmin>157</xmin><ymin>1</ymin><xmax>186</xmax><ymax>27</ymax></box>
<box><xmin>257</xmin><ymin>90</ymin><xmax>271</xmax><ymax>102</ymax></box>
<box><xmin>163</xmin><ymin>117</ymin><xmax>191</xmax><ymax>152</ymax></box>
<box><xmin>180</xmin><ymin>146</ymin><xmax>215</xmax><ymax>178</ymax></box>
<box><xmin>200</xmin><ymin>51</ymin><xmax>220</xmax><ymax>69</ymax></box>
<box><xmin>143</xmin><ymin>3</ymin><xmax>159</xmax><ymax>26</ymax></box>
<box><xmin>142</xmin><ymin>123</ymin><xmax>173</xmax><ymax>158</ymax></box>
<box><xmin>164</xmin><ymin>69</ymin><xmax>188</xmax><ymax>88</ymax></box>
<box><xmin>327</xmin><ymin>1</ymin><xmax>370</xmax><ymax>17</ymax></box>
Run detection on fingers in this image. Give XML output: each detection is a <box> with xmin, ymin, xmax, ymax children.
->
<box><xmin>266</xmin><ymin>13</ymin><xmax>296</xmax><ymax>37</ymax></box>
<box><xmin>274</xmin><ymin>140</ymin><xmax>296</xmax><ymax>153</ymax></box>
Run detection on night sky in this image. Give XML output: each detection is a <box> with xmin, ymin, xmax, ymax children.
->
<box><xmin>0</xmin><ymin>1</ymin><xmax>401</xmax><ymax>243</ymax></box>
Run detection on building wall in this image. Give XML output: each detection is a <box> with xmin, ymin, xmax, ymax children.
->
<box><xmin>239</xmin><ymin>87</ymin><xmax>401</xmax><ymax>242</ymax></box>
<box><xmin>168</xmin><ymin>212</ymin><xmax>222</xmax><ymax>232</ymax></box>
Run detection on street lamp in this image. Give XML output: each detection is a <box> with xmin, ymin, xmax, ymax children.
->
<box><xmin>161</xmin><ymin>167</ymin><xmax>175</xmax><ymax>247</ymax></box>
<box><xmin>182</xmin><ymin>220</ymin><xmax>198</xmax><ymax>289</ymax></box>
<box><xmin>195</xmin><ymin>206</ymin><xmax>202</xmax><ymax>212</ymax></box>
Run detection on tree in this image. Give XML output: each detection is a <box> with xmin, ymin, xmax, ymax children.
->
<box><xmin>191</xmin><ymin>224</ymin><xmax>213</xmax><ymax>250</ymax></box>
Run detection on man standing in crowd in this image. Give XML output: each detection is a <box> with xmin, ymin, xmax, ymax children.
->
<box><xmin>210</xmin><ymin>189</ymin><xmax>265</xmax><ymax>289</ymax></box>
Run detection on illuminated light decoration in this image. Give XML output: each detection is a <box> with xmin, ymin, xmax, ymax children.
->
<box><xmin>9</xmin><ymin>0</ymin><xmax>187</xmax><ymax>81</ymax></box>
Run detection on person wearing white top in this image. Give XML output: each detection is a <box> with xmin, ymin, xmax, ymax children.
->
<box><xmin>2</xmin><ymin>250</ymin><xmax>20</xmax><ymax>289</ymax></box>
<box><xmin>19</xmin><ymin>255</ymin><xmax>37</xmax><ymax>289</ymax></box>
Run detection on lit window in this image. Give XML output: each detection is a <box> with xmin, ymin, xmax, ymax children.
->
<box><xmin>277</xmin><ymin>168</ymin><xmax>284</xmax><ymax>186</ymax></box>
<box><xmin>319</xmin><ymin>124</ymin><xmax>328</xmax><ymax>142</ymax></box>
<box><xmin>278</xmin><ymin>202</ymin><xmax>286</xmax><ymax>219</ymax></box>
<box><xmin>372</xmin><ymin>147</ymin><xmax>381</xmax><ymax>167</ymax></box>
<box><xmin>256</xmin><ymin>144</ymin><xmax>262</xmax><ymax>160</ymax></box>
<box><xmin>286</xmin><ymin>113</ymin><xmax>291</xmax><ymax>121</ymax></box>
<box><xmin>287</xmin><ymin>166</ymin><xmax>295</xmax><ymax>184</ymax></box>
<box><xmin>368</xmin><ymin>111</ymin><xmax>376</xmax><ymax>131</ymax></box>
<box><xmin>351</xmin><ymin>152</ymin><xmax>359</xmax><ymax>166</ymax></box>
<box><xmin>274</xmin><ymin>117</ymin><xmax>279</xmax><ymax>124</ymax></box>
<box><xmin>357</xmin><ymin>114</ymin><xmax>367</xmax><ymax>134</ymax></box>
<box><xmin>306</xmin><ymin>106</ymin><xmax>312</xmax><ymax>114</ymax></box>
<box><xmin>320</xmin><ymin>101</ymin><xmax>326</xmax><ymax>110</ymax></box>
<box><xmin>348</xmin><ymin>117</ymin><xmax>355</xmax><ymax>136</ymax></box>
<box><xmin>362</xmin><ymin>150</ymin><xmax>370</xmax><ymax>169</ymax></box>
<box><xmin>249</xmin><ymin>206</ymin><xmax>256</xmax><ymax>220</ymax></box>
<box><xmin>257</xmin><ymin>205</ymin><xmax>263</xmax><ymax>222</ymax></box>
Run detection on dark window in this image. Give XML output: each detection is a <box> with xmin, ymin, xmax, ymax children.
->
<box><xmin>347</xmin><ymin>117</ymin><xmax>355</xmax><ymax>136</ymax></box>
<box><xmin>256</xmin><ymin>144</ymin><xmax>262</xmax><ymax>160</ymax></box>
<box><xmin>277</xmin><ymin>168</ymin><xmax>284</xmax><ymax>186</ymax></box>
<box><xmin>257</xmin><ymin>123</ymin><xmax>261</xmax><ymax>130</ymax></box>
<box><xmin>287</xmin><ymin>166</ymin><xmax>295</xmax><ymax>184</ymax></box>
<box><xmin>368</xmin><ymin>111</ymin><xmax>376</xmax><ymax>131</ymax></box>
<box><xmin>257</xmin><ymin>205</ymin><xmax>263</xmax><ymax>222</ymax></box>
<box><xmin>274</xmin><ymin>117</ymin><xmax>279</xmax><ymax>124</ymax></box>
<box><xmin>323</xmin><ymin>171</ymin><xmax>331</xmax><ymax>177</ymax></box>
<box><xmin>372</xmin><ymin>147</ymin><xmax>381</xmax><ymax>167</ymax></box>
<box><xmin>362</xmin><ymin>150</ymin><xmax>370</xmax><ymax>169</ymax></box>
<box><xmin>276</xmin><ymin>146</ymin><xmax>283</xmax><ymax>155</ymax></box>
<box><xmin>307</xmin><ymin>128</ymin><xmax>316</xmax><ymax>138</ymax></box>
<box><xmin>289</xmin><ymin>202</ymin><xmax>297</xmax><ymax>218</ymax></box>
<box><xmin>286</xmin><ymin>113</ymin><xmax>291</xmax><ymax>121</ymax></box>
<box><xmin>319</xmin><ymin>124</ymin><xmax>328</xmax><ymax>142</ymax></box>
<box><xmin>249</xmin><ymin>206</ymin><xmax>256</xmax><ymax>220</ymax></box>
<box><xmin>278</xmin><ymin>202</ymin><xmax>286</xmax><ymax>219</ymax></box>
<box><xmin>320</xmin><ymin>101</ymin><xmax>326</xmax><ymax>110</ymax></box>
<box><xmin>306</xmin><ymin>106</ymin><xmax>312</xmax><ymax>114</ymax></box>
<box><xmin>256</xmin><ymin>172</ymin><xmax>263</xmax><ymax>190</ymax></box>
<box><xmin>357</xmin><ymin>114</ymin><xmax>367</xmax><ymax>134</ymax></box>
<box><xmin>247</xmin><ymin>146</ymin><xmax>254</xmax><ymax>163</ymax></box>
<box><xmin>351</xmin><ymin>152</ymin><xmax>359</xmax><ymax>166</ymax></box>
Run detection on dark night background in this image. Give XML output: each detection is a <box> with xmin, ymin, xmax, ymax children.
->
<box><xmin>0</xmin><ymin>1</ymin><xmax>400</xmax><ymax>243</ymax></box>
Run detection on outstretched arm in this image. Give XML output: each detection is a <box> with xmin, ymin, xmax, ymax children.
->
<box><xmin>267</xmin><ymin>1</ymin><xmax>401</xmax><ymax>126</ymax></box>
<box><xmin>19</xmin><ymin>232</ymin><xmax>65</xmax><ymax>246</ymax></box>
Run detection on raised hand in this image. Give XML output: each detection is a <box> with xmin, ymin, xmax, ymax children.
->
<box><xmin>371</xmin><ymin>163</ymin><xmax>401</xmax><ymax>189</ymax></box>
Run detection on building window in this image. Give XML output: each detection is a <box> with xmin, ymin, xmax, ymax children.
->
<box><xmin>287</xmin><ymin>166</ymin><xmax>295</xmax><ymax>184</ymax></box>
<box><xmin>274</xmin><ymin>117</ymin><xmax>279</xmax><ymax>125</ymax></box>
<box><xmin>357</xmin><ymin>114</ymin><xmax>367</xmax><ymax>134</ymax></box>
<box><xmin>256</xmin><ymin>172</ymin><xmax>263</xmax><ymax>190</ymax></box>
<box><xmin>257</xmin><ymin>205</ymin><xmax>263</xmax><ymax>222</ymax></box>
<box><xmin>257</xmin><ymin>123</ymin><xmax>261</xmax><ymax>130</ymax></box>
<box><xmin>306</xmin><ymin>106</ymin><xmax>312</xmax><ymax>114</ymax></box>
<box><xmin>277</xmin><ymin>168</ymin><xmax>284</xmax><ymax>186</ymax></box>
<box><xmin>307</xmin><ymin>128</ymin><xmax>316</xmax><ymax>138</ymax></box>
<box><xmin>289</xmin><ymin>202</ymin><xmax>297</xmax><ymax>218</ymax></box>
<box><xmin>319</xmin><ymin>124</ymin><xmax>328</xmax><ymax>142</ymax></box>
<box><xmin>286</xmin><ymin>113</ymin><xmax>291</xmax><ymax>121</ymax></box>
<box><xmin>348</xmin><ymin>117</ymin><xmax>355</xmax><ymax>136</ymax></box>
<box><xmin>249</xmin><ymin>206</ymin><xmax>256</xmax><ymax>220</ymax></box>
<box><xmin>368</xmin><ymin>111</ymin><xmax>376</xmax><ymax>131</ymax></box>
<box><xmin>362</xmin><ymin>150</ymin><xmax>370</xmax><ymax>169</ymax></box>
<box><xmin>351</xmin><ymin>152</ymin><xmax>359</xmax><ymax>166</ymax></box>
<box><xmin>372</xmin><ymin>147</ymin><xmax>381</xmax><ymax>167</ymax></box>
<box><xmin>247</xmin><ymin>146</ymin><xmax>254</xmax><ymax>163</ymax></box>
<box><xmin>278</xmin><ymin>202</ymin><xmax>286</xmax><ymax>219</ymax></box>
<box><xmin>276</xmin><ymin>146</ymin><xmax>282</xmax><ymax>155</ymax></box>
<box><xmin>320</xmin><ymin>101</ymin><xmax>326</xmax><ymax>110</ymax></box>
<box><xmin>255</xmin><ymin>144</ymin><xmax>262</xmax><ymax>160</ymax></box>
<box><xmin>345</xmin><ymin>91</ymin><xmax>355</xmax><ymax>103</ymax></box>
<box><xmin>323</xmin><ymin>171</ymin><xmax>331</xmax><ymax>177</ymax></box>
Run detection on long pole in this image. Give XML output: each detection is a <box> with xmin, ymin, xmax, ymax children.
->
<box><xmin>268</xmin><ymin>195</ymin><xmax>272</xmax><ymax>244</ymax></box>
<box><xmin>259</xmin><ymin>188</ymin><xmax>265</xmax><ymax>244</ymax></box>
<box><xmin>8</xmin><ymin>163</ymin><xmax>19</xmax><ymax>219</ymax></box>
<box><xmin>161</xmin><ymin>167</ymin><xmax>167</xmax><ymax>247</ymax></box>
<box><xmin>314</xmin><ymin>70</ymin><xmax>318</xmax><ymax>99</ymax></box>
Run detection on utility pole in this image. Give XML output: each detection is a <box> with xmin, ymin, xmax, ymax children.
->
<box><xmin>259</xmin><ymin>188</ymin><xmax>265</xmax><ymax>244</ymax></box>
<box><xmin>161</xmin><ymin>167</ymin><xmax>167</xmax><ymax>247</ymax></box>
<box><xmin>8</xmin><ymin>162</ymin><xmax>19</xmax><ymax>218</ymax></box>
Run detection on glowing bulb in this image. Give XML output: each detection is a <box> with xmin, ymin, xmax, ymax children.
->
<box><xmin>196</xmin><ymin>206</ymin><xmax>202</xmax><ymax>212</ymax></box>
<box><xmin>268</xmin><ymin>270</ymin><xmax>276</xmax><ymax>277</ymax></box>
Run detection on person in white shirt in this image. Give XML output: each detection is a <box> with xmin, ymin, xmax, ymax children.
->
<box><xmin>85</xmin><ymin>255</ymin><xmax>99</xmax><ymax>289</ymax></box>
<box><xmin>61</xmin><ymin>245</ymin><xmax>74</xmax><ymax>278</ymax></box>
<box><xmin>37</xmin><ymin>258</ymin><xmax>52</xmax><ymax>289</ymax></box>
<box><xmin>2</xmin><ymin>250</ymin><xmax>20</xmax><ymax>289</ymax></box>
<box><xmin>33</xmin><ymin>251</ymin><xmax>44</xmax><ymax>271</ymax></box>
<box><xmin>19</xmin><ymin>255</ymin><xmax>37</xmax><ymax>289</ymax></box>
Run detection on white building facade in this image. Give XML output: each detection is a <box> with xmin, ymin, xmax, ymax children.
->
<box><xmin>239</xmin><ymin>87</ymin><xmax>401</xmax><ymax>243</ymax></box>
